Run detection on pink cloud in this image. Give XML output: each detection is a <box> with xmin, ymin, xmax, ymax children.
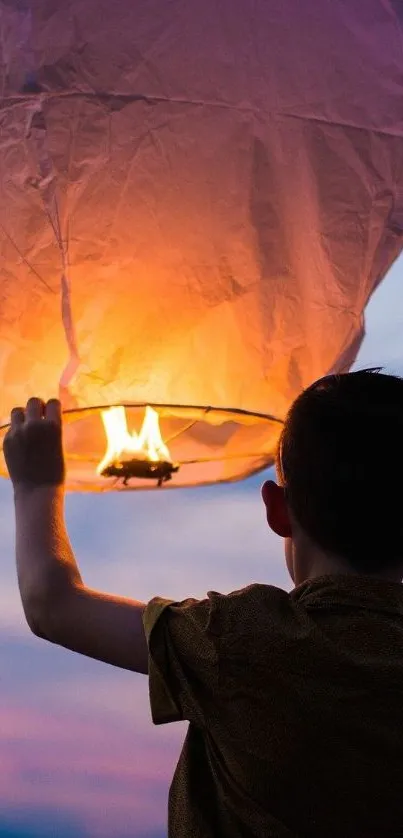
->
<box><xmin>0</xmin><ymin>697</ymin><xmax>181</xmax><ymax>836</ymax></box>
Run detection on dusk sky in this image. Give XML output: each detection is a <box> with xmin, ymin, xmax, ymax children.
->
<box><xmin>0</xmin><ymin>258</ymin><xmax>402</xmax><ymax>837</ymax></box>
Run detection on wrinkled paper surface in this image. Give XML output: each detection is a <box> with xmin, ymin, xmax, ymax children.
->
<box><xmin>0</xmin><ymin>0</ymin><xmax>402</xmax><ymax>489</ymax></box>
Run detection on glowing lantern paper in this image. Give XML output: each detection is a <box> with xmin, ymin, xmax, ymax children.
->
<box><xmin>0</xmin><ymin>0</ymin><xmax>402</xmax><ymax>491</ymax></box>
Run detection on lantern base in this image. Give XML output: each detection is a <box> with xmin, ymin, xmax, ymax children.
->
<box><xmin>0</xmin><ymin>402</ymin><xmax>283</xmax><ymax>492</ymax></box>
<box><xmin>100</xmin><ymin>458</ymin><xmax>180</xmax><ymax>486</ymax></box>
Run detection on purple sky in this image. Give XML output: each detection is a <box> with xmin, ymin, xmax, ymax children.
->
<box><xmin>0</xmin><ymin>259</ymin><xmax>402</xmax><ymax>837</ymax></box>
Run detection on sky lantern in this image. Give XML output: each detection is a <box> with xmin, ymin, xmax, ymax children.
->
<box><xmin>0</xmin><ymin>0</ymin><xmax>402</xmax><ymax>492</ymax></box>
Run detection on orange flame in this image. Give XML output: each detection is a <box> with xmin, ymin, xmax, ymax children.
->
<box><xmin>97</xmin><ymin>406</ymin><xmax>171</xmax><ymax>475</ymax></box>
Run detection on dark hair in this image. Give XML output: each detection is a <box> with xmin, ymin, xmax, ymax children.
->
<box><xmin>278</xmin><ymin>369</ymin><xmax>403</xmax><ymax>573</ymax></box>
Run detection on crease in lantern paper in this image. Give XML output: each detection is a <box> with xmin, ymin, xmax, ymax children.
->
<box><xmin>27</xmin><ymin>97</ymin><xmax>80</xmax><ymax>399</ymax></box>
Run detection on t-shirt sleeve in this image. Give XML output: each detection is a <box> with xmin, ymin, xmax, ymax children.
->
<box><xmin>143</xmin><ymin>592</ymin><xmax>222</xmax><ymax>726</ymax></box>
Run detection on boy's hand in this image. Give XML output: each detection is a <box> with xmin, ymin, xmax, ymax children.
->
<box><xmin>4</xmin><ymin>398</ymin><xmax>65</xmax><ymax>492</ymax></box>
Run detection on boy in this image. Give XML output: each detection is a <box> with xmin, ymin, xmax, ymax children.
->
<box><xmin>4</xmin><ymin>369</ymin><xmax>403</xmax><ymax>837</ymax></box>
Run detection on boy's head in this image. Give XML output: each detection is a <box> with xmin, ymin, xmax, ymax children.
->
<box><xmin>262</xmin><ymin>369</ymin><xmax>403</xmax><ymax>585</ymax></box>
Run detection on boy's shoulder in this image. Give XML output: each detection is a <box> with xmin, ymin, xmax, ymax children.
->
<box><xmin>206</xmin><ymin>582</ymin><xmax>303</xmax><ymax>638</ymax></box>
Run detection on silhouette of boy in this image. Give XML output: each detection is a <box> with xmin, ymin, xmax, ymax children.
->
<box><xmin>5</xmin><ymin>369</ymin><xmax>403</xmax><ymax>837</ymax></box>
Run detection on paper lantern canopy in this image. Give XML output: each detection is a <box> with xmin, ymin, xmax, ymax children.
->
<box><xmin>0</xmin><ymin>0</ymin><xmax>402</xmax><ymax>490</ymax></box>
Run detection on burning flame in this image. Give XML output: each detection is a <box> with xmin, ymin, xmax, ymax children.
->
<box><xmin>97</xmin><ymin>406</ymin><xmax>172</xmax><ymax>475</ymax></box>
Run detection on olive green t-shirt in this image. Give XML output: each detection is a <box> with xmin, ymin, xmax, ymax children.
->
<box><xmin>143</xmin><ymin>575</ymin><xmax>403</xmax><ymax>837</ymax></box>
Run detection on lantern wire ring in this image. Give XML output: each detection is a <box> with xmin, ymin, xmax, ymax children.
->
<box><xmin>0</xmin><ymin>402</ymin><xmax>284</xmax><ymax>486</ymax></box>
<box><xmin>52</xmin><ymin>402</ymin><xmax>283</xmax><ymax>467</ymax></box>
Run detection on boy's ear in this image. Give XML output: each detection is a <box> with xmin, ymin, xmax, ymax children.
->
<box><xmin>261</xmin><ymin>480</ymin><xmax>292</xmax><ymax>538</ymax></box>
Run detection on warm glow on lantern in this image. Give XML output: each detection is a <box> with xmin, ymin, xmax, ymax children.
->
<box><xmin>97</xmin><ymin>406</ymin><xmax>178</xmax><ymax>485</ymax></box>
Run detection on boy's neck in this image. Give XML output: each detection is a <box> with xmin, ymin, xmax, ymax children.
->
<box><xmin>293</xmin><ymin>540</ymin><xmax>403</xmax><ymax>585</ymax></box>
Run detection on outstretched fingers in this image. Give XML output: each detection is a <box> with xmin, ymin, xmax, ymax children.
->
<box><xmin>8</xmin><ymin>398</ymin><xmax>62</xmax><ymax>435</ymax></box>
<box><xmin>10</xmin><ymin>408</ymin><xmax>25</xmax><ymax>429</ymax></box>
<box><xmin>45</xmin><ymin>399</ymin><xmax>62</xmax><ymax>425</ymax></box>
<box><xmin>26</xmin><ymin>398</ymin><xmax>45</xmax><ymax>422</ymax></box>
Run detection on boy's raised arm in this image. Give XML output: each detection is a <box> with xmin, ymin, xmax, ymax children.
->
<box><xmin>4</xmin><ymin>398</ymin><xmax>148</xmax><ymax>674</ymax></box>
